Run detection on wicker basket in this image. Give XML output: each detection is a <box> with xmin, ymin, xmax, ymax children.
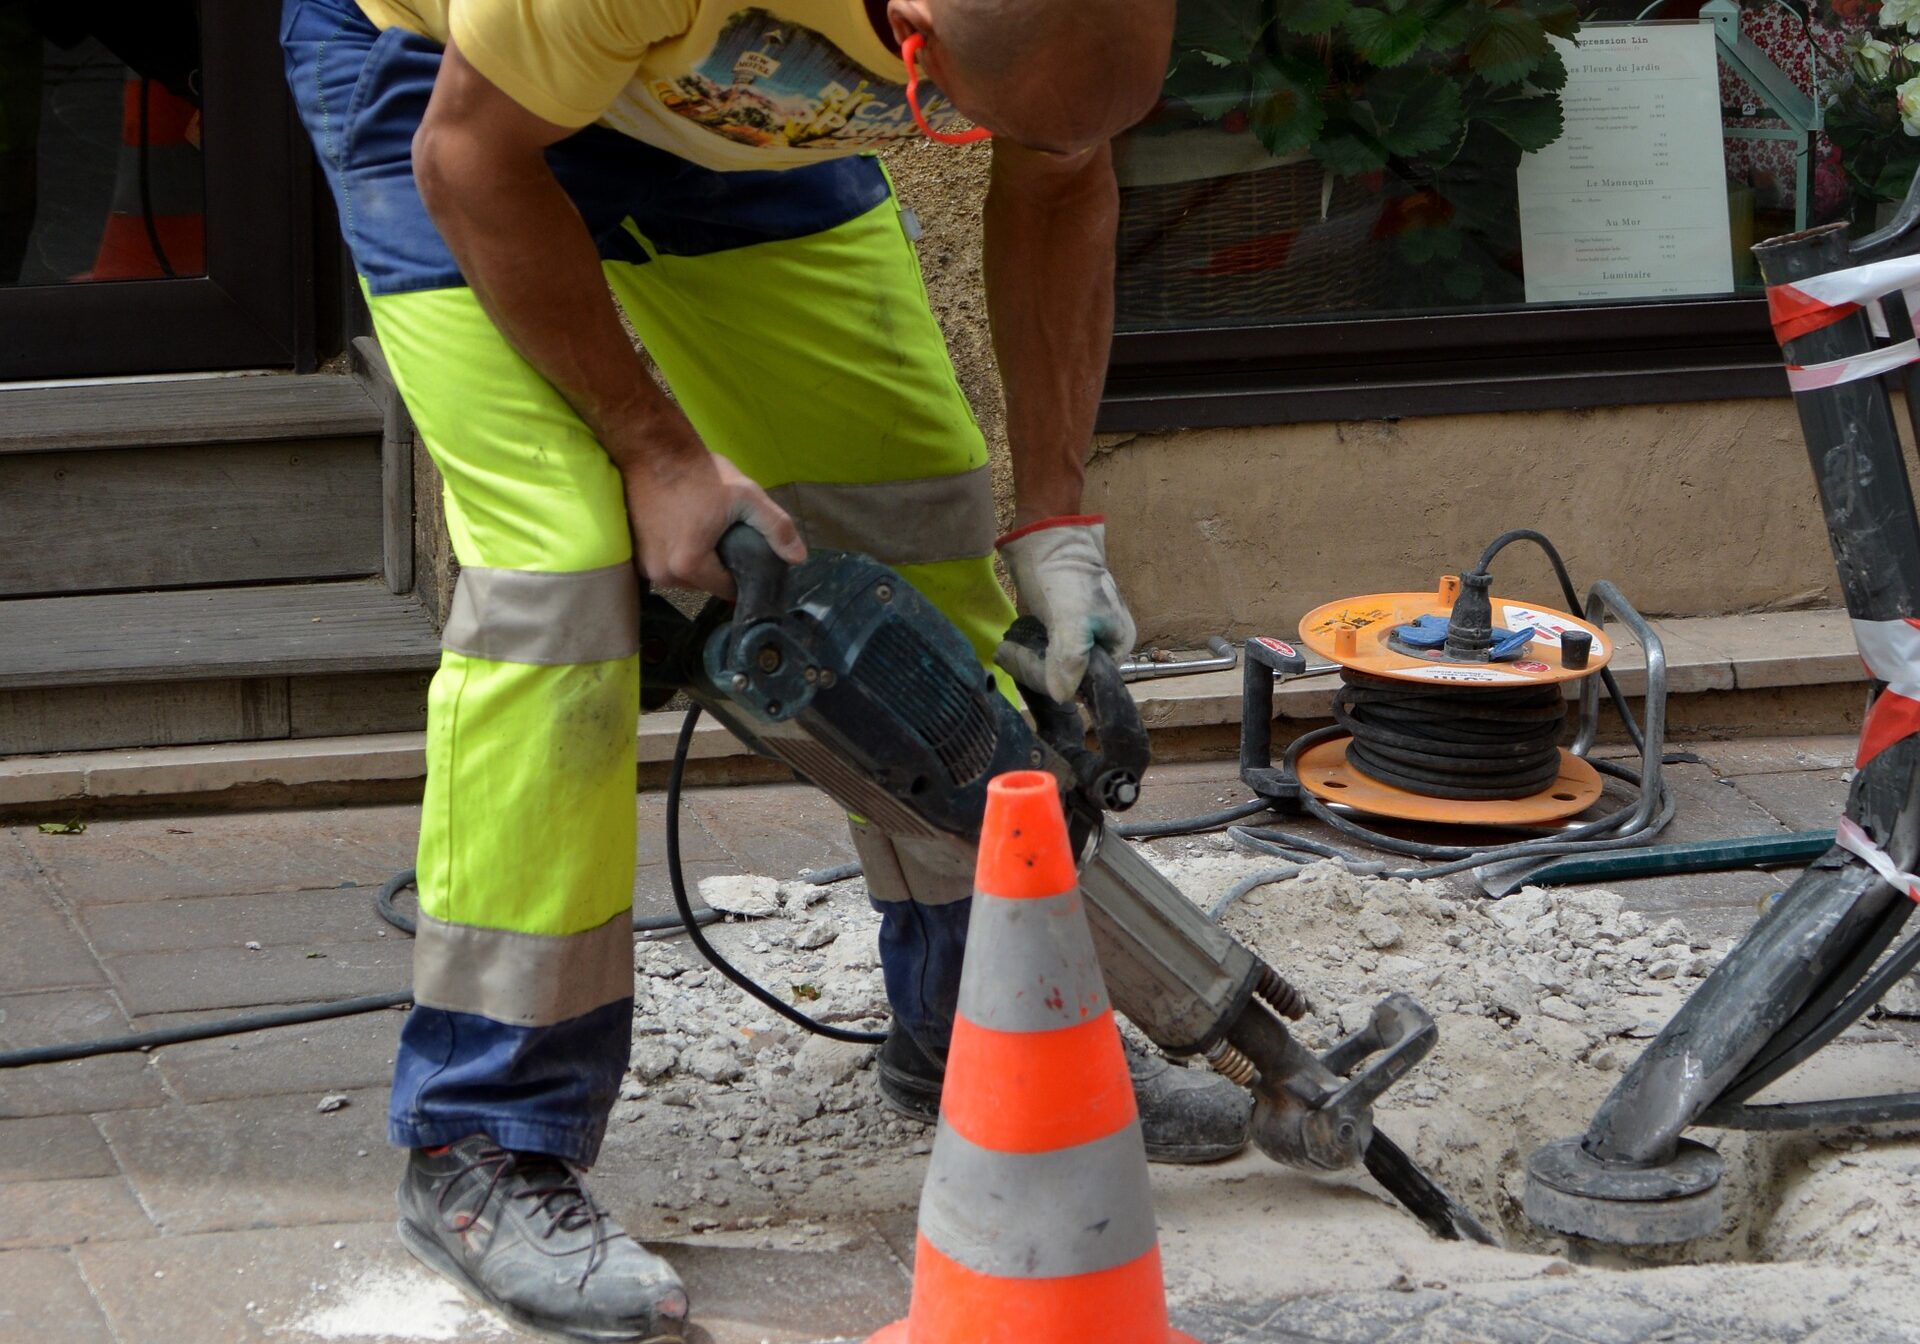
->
<box><xmin>1115</xmin><ymin>153</ymin><xmax>1394</xmax><ymax>326</ymax></box>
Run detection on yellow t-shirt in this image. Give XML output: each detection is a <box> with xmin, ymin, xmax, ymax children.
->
<box><xmin>357</xmin><ymin>0</ymin><xmax>970</xmax><ymax>172</ymax></box>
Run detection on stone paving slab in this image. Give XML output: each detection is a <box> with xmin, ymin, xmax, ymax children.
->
<box><xmin>0</xmin><ymin>1247</ymin><xmax>116</xmax><ymax>1344</ymax></box>
<box><xmin>0</xmin><ymin>990</ymin><xmax>167</xmax><ymax>1119</ymax></box>
<box><xmin>76</xmin><ymin>885</ymin><xmax>402</xmax><ymax>958</ymax></box>
<box><xmin>145</xmin><ymin>1007</ymin><xmax>402</xmax><ymax>1104</ymax></box>
<box><xmin>1731</xmin><ymin>767</ymin><xmax>1853</xmax><ymax>833</ymax></box>
<box><xmin>1688</xmin><ymin>735</ymin><xmax>1857</xmax><ymax>777</ymax></box>
<box><xmin>663</xmin><ymin>1233</ymin><xmax>909</xmax><ymax>1343</ymax></box>
<box><xmin>0</xmin><ymin>1115</ymin><xmax>116</xmax><ymax>1184</ymax></box>
<box><xmin>0</xmin><ymin>1176</ymin><xmax>151</xmax><ymax>1252</ymax></box>
<box><xmin>683</xmin><ymin>785</ymin><xmax>859</xmax><ymax>879</ymax></box>
<box><xmin>95</xmin><ymin>1088</ymin><xmax>394</xmax><ymax>1235</ymax></box>
<box><xmin>103</xmin><ymin>938</ymin><xmax>412</xmax><ymax>1017</ymax></box>
<box><xmin>20</xmin><ymin>807</ymin><xmax>419</xmax><ymax>906</ymax></box>
<box><xmin>0</xmin><ymin>884</ymin><xmax>105</xmax><ymax>997</ymax></box>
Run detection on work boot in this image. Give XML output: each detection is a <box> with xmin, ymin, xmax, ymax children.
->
<box><xmin>875</xmin><ymin>1023</ymin><xmax>1252</xmax><ymax>1164</ymax></box>
<box><xmin>396</xmin><ymin>1136</ymin><xmax>690</xmax><ymax>1342</ymax></box>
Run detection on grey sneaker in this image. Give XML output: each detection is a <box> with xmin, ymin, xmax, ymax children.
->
<box><xmin>396</xmin><ymin>1136</ymin><xmax>689</xmax><ymax>1342</ymax></box>
<box><xmin>875</xmin><ymin>1025</ymin><xmax>1252</xmax><ymax>1164</ymax></box>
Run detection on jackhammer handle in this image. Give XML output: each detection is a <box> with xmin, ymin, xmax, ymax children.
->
<box><xmin>716</xmin><ymin>522</ymin><xmax>788</xmax><ymax>628</ymax></box>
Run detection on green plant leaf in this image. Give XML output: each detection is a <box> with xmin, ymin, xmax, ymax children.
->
<box><xmin>1278</xmin><ymin>0</ymin><xmax>1354</xmax><ymax>35</ymax></box>
<box><xmin>1344</xmin><ymin>5</ymin><xmax>1430</xmax><ymax>66</ymax></box>
<box><xmin>1161</xmin><ymin>54</ymin><xmax>1251</xmax><ymax>120</ymax></box>
<box><xmin>1419</xmin><ymin>0</ymin><xmax>1480</xmax><ymax>50</ymax></box>
<box><xmin>1442</xmin><ymin>261</ymin><xmax>1486</xmax><ymax>299</ymax></box>
<box><xmin>1365</xmin><ymin>68</ymin><xmax>1465</xmax><ymax>157</ymax></box>
<box><xmin>1467</xmin><ymin>9</ymin><xmax>1550</xmax><ymax>85</ymax></box>
<box><xmin>1249</xmin><ymin>50</ymin><xmax>1329</xmax><ymax>154</ymax></box>
<box><xmin>1875</xmin><ymin>156</ymin><xmax>1920</xmax><ymax>202</ymax></box>
<box><xmin>1522</xmin><ymin>0</ymin><xmax>1581</xmax><ymax>40</ymax></box>
<box><xmin>1173</xmin><ymin>0</ymin><xmax>1271</xmax><ymax>65</ymax></box>
<box><xmin>1313</xmin><ymin>123</ymin><xmax>1391</xmax><ymax>175</ymax></box>
<box><xmin>1397</xmin><ymin>222</ymin><xmax>1466</xmax><ymax>263</ymax></box>
<box><xmin>1527</xmin><ymin>42</ymin><xmax>1568</xmax><ymax>92</ymax></box>
<box><xmin>1474</xmin><ymin>90</ymin><xmax>1564</xmax><ymax>150</ymax></box>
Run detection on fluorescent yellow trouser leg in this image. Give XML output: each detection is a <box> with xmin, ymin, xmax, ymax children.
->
<box><xmin>370</xmin><ymin>284</ymin><xmax>641</xmax><ymax>1163</ymax></box>
<box><xmin>602</xmin><ymin>190</ymin><xmax>1018</xmax><ymax>684</ymax></box>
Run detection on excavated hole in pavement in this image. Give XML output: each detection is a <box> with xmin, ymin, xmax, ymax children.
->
<box><xmin>615</xmin><ymin>839</ymin><xmax>1920</xmax><ymax>1277</ymax></box>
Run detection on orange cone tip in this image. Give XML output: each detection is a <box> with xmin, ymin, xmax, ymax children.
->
<box><xmin>975</xmin><ymin>770</ymin><xmax>1078</xmax><ymax>900</ymax></box>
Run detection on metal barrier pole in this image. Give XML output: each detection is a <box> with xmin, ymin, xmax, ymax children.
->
<box><xmin>1523</xmin><ymin>206</ymin><xmax>1920</xmax><ymax>1246</ymax></box>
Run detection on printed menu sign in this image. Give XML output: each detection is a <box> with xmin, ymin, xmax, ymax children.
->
<box><xmin>1517</xmin><ymin>24</ymin><xmax>1733</xmax><ymax>304</ymax></box>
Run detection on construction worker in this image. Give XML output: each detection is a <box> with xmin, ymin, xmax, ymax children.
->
<box><xmin>280</xmin><ymin>0</ymin><xmax>1251</xmax><ymax>1337</ymax></box>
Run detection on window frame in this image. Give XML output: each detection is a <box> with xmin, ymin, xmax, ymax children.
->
<box><xmin>1099</xmin><ymin>288</ymin><xmax>1790</xmax><ymax>432</ymax></box>
<box><xmin>0</xmin><ymin>0</ymin><xmax>325</xmax><ymax>381</ymax></box>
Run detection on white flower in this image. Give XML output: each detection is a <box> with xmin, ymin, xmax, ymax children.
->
<box><xmin>1906</xmin><ymin>41</ymin><xmax>1920</xmax><ymax>62</ymax></box>
<box><xmin>1902</xmin><ymin>74</ymin><xmax>1920</xmax><ymax>135</ymax></box>
<box><xmin>1854</xmin><ymin>33</ymin><xmax>1897</xmax><ymax>78</ymax></box>
<box><xmin>1884</xmin><ymin>0</ymin><xmax>1920</xmax><ymax>36</ymax></box>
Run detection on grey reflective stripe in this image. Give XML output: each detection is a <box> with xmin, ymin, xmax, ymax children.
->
<box><xmin>851</xmin><ymin>822</ymin><xmax>974</xmax><ymax>907</ymax></box>
<box><xmin>412</xmin><ymin>908</ymin><xmax>634</xmax><ymax>1027</ymax></box>
<box><xmin>770</xmin><ymin>466</ymin><xmax>995</xmax><ymax>567</ymax></box>
<box><xmin>958</xmin><ymin>890</ymin><xmax>1109</xmax><ymax>1031</ymax></box>
<box><xmin>919</xmin><ymin>1119</ymin><xmax>1158</xmax><ymax>1278</ymax></box>
<box><xmin>442</xmin><ymin>564</ymin><xmax>640</xmax><ymax>665</ymax></box>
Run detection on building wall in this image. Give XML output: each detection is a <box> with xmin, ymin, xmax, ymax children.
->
<box><xmin>882</xmin><ymin>145</ymin><xmax>1911</xmax><ymax>650</ymax></box>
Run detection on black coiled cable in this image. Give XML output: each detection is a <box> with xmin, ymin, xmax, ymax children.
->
<box><xmin>1335</xmin><ymin>670</ymin><xmax>1567</xmax><ymax>800</ymax></box>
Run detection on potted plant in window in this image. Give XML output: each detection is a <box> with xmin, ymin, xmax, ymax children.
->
<box><xmin>1819</xmin><ymin>2</ymin><xmax>1920</xmax><ymax>228</ymax></box>
<box><xmin>1115</xmin><ymin>0</ymin><xmax>1581</xmax><ymax>322</ymax></box>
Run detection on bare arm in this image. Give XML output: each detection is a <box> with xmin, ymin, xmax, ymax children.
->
<box><xmin>982</xmin><ymin>139</ymin><xmax>1120</xmax><ymax>528</ymax></box>
<box><xmin>413</xmin><ymin>42</ymin><xmax>801</xmax><ymax>595</ymax></box>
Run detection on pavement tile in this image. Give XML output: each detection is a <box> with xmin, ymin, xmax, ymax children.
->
<box><xmin>17</xmin><ymin>806</ymin><xmax>420</xmax><ymax>907</ymax></box>
<box><xmin>683</xmin><ymin>785</ymin><xmax>858</xmax><ymax>878</ymax></box>
<box><xmin>663</xmin><ymin>1232</ymin><xmax>909</xmax><ymax>1344</ymax></box>
<box><xmin>635</xmin><ymin>859</ymin><xmax>736</xmax><ymax>926</ymax></box>
<box><xmin>104</xmin><ymin>939</ymin><xmax>411</xmax><ymax>1017</ymax></box>
<box><xmin>95</xmin><ymin>1089</ymin><xmax>393</xmax><ymax>1235</ymax></box>
<box><xmin>1729</xmin><ymin>768</ymin><xmax>1851</xmax><ymax>832</ymax></box>
<box><xmin>0</xmin><ymin>990</ymin><xmax>167</xmax><ymax>1119</ymax></box>
<box><xmin>1689</xmin><ymin>735</ymin><xmax>1858</xmax><ymax>777</ymax></box>
<box><xmin>0</xmin><ymin>1116</ymin><xmax>116</xmax><ymax>1183</ymax></box>
<box><xmin>0</xmin><ymin>884</ymin><xmax>104</xmax><ymax>996</ymax></box>
<box><xmin>74</xmin><ymin>1220</ymin><xmax>542</xmax><ymax>1344</ymax></box>
<box><xmin>1644</xmin><ymin>763</ymin><xmax>1789</xmax><ymax>847</ymax></box>
<box><xmin>149</xmin><ymin>1008</ymin><xmax>401</xmax><ymax>1103</ymax></box>
<box><xmin>78</xmin><ymin>886</ymin><xmax>400</xmax><ymax>957</ymax></box>
<box><xmin>638</xmin><ymin>793</ymin><xmax>730</xmax><ymax>866</ymax></box>
<box><xmin>0</xmin><ymin>1248</ymin><xmax>117</xmax><ymax>1344</ymax></box>
<box><xmin>0</xmin><ymin>1176</ymin><xmax>152</xmax><ymax>1251</ymax></box>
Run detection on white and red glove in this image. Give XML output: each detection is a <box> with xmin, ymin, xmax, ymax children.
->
<box><xmin>994</xmin><ymin>515</ymin><xmax>1138</xmax><ymax>704</ymax></box>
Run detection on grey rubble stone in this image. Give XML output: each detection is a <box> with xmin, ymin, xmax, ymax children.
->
<box><xmin>630</xmin><ymin>1039</ymin><xmax>679</xmax><ymax>1081</ymax></box>
<box><xmin>697</xmin><ymin>874</ymin><xmax>783</xmax><ymax>917</ymax></box>
<box><xmin>1648</xmin><ymin>959</ymin><xmax>1681</xmax><ymax>981</ymax></box>
<box><xmin>795</xmin><ymin>917</ymin><xmax>839</xmax><ymax>950</ymax></box>
<box><xmin>1486</xmin><ymin>974</ymin><xmax>1538</xmax><ymax>1019</ymax></box>
<box><xmin>794</xmin><ymin>1034</ymin><xmax>872</xmax><ymax>1086</ymax></box>
<box><xmin>1489</xmin><ymin>888</ymin><xmax>1553</xmax><ymax>933</ymax></box>
<box><xmin>1356</xmin><ymin>910</ymin><xmax>1404</xmax><ymax>950</ymax></box>
<box><xmin>681</xmin><ymin>1040</ymin><xmax>746</xmax><ymax>1084</ymax></box>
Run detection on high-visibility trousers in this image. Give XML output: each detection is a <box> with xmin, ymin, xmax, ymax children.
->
<box><xmin>283</xmin><ymin>0</ymin><xmax>1014</xmax><ymax>1165</ymax></box>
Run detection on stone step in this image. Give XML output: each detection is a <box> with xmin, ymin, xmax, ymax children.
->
<box><xmin>0</xmin><ymin>608</ymin><xmax>1865</xmax><ymax>816</ymax></box>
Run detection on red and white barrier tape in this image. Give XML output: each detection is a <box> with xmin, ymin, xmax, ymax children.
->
<box><xmin>1768</xmin><ymin>254</ymin><xmax>1920</xmax><ymax>345</ymax></box>
<box><xmin>1851</xmin><ymin>617</ymin><xmax>1920</xmax><ymax>767</ymax></box>
<box><xmin>1787</xmin><ymin>338</ymin><xmax>1920</xmax><ymax>392</ymax></box>
<box><xmin>1836</xmin><ymin>815</ymin><xmax>1920</xmax><ymax>903</ymax></box>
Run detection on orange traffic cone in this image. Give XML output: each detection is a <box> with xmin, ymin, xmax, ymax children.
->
<box><xmin>77</xmin><ymin>75</ymin><xmax>204</xmax><ymax>282</ymax></box>
<box><xmin>868</xmin><ymin>770</ymin><xmax>1198</xmax><ymax>1344</ymax></box>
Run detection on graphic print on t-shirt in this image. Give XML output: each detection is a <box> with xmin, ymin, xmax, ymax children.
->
<box><xmin>650</xmin><ymin>7</ymin><xmax>966</xmax><ymax>151</ymax></box>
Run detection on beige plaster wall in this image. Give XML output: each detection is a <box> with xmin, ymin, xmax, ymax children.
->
<box><xmin>882</xmin><ymin>150</ymin><xmax>1899</xmax><ymax>652</ymax></box>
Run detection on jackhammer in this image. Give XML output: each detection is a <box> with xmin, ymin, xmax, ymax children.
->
<box><xmin>639</xmin><ymin>523</ymin><xmax>1494</xmax><ymax>1245</ymax></box>
<box><xmin>1525</xmin><ymin>184</ymin><xmax>1920</xmax><ymax>1245</ymax></box>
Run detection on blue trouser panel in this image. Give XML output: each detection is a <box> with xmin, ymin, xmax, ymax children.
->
<box><xmin>282</xmin><ymin>0</ymin><xmax>985</xmax><ymax>1162</ymax></box>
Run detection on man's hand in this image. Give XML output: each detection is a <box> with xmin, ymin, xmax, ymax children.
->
<box><xmin>995</xmin><ymin>516</ymin><xmax>1136</xmax><ymax>704</ymax></box>
<box><xmin>616</xmin><ymin>407</ymin><xmax>805</xmax><ymax>599</ymax></box>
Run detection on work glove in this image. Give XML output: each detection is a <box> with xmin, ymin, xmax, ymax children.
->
<box><xmin>995</xmin><ymin>515</ymin><xmax>1138</xmax><ymax>705</ymax></box>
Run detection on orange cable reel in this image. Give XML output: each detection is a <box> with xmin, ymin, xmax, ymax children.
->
<box><xmin>1295</xmin><ymin>575</ymin><xmax>1613</xmax><ymax>826</ymax></box>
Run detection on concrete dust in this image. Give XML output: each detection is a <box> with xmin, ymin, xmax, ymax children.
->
<box><xmin>284</xmin><ymin>1262</ymin><xmax>513</xmax><ymax>1341</ymax></box>
<box><xmin>617</xmin><ymin>837</ymin><xmax>1920</xmax><ymax>1311</ymax></box>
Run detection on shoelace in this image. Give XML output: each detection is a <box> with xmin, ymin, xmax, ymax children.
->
<box><xmin>441</xmin><ymin>1144</ymin><xmax>614</xmax><ymax>1288</ymax></box>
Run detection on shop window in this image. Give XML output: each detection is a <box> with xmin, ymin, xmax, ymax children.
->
<box><xmin>1102</xmin><ymin>0</ymin><xmax>1914</xmax><ymax>427</ymax></box>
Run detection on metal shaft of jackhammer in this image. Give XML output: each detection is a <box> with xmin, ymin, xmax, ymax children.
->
<box><xmin>1581</xmin><ymin>221</ymin><xmax>1920</xmax><ymax>1170</ymax></box>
